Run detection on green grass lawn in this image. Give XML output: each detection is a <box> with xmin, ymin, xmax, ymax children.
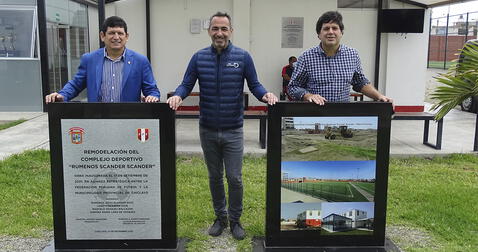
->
<box><xmin>0</xmin><ymin>151</ymin><xmax>477</xmax><ymax>251</ymax></box>
<box><xmin>0</xmin><ymin>119</ymin><xmax>27</xmax><ymax>131</ymax></box>
<box><xmin>0</xmin><ymin>150</ymin><xmax>52</xmax><ymax>237</ymax></box>
<box><xmin>387</xmin><ymin>154</ymin><xmax>478</xmax><ymax>251</ymax></box>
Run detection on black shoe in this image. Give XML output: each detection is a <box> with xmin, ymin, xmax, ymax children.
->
<box><xmin>208</xmin><ymin>216</ymin><xmax>228</xmax><ymax>236</ymax></box>
<box><xmin>230</xmin><ymin>221</ymin><xmax>245</xmax><ymax>240</ymax></box>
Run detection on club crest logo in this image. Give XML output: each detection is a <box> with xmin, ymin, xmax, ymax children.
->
<box><xmin>69</xmin><ymin>127</ymin><xmax>84</xmax><ymax>144</ymax></box>
<box><xmin>137</xmin><ymin>128</ymin><xmax>149</xmax><ymax>142</ymax></box>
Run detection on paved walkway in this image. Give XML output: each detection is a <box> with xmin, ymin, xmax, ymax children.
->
<box><xmin>0</xmin><ymin>112</ymin><xmax>49</xmax><ymax>160</ymax></box>
<box><xmin>0</xmin><ymin>104</ymin><xmax>477</xmax><ymax>160</ymax></box>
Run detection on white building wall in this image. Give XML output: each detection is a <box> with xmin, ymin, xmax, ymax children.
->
<box><xmin>104</xmin><ymin>3</ymin><xmax>116</xmax><ymax>21</ymax></box>
<box><xmin>102</xmin><ymin>0</ymin><xmax>428</xmax><ymax>108</ymax></box>
<box><xmin>381</xmin><ymin>1</ymin><xmax>430</xmax><ymax>109</ymax></box>
<box><xmin>340</xmin><ymin>8</ymin><xmax>377</xmax><ymax>95</ymax></box>
<box><xmin>307</xmin><ymin>210</ymin><xmax>320</xmax><ymax>219</ymax></box>
<box><xmin>88</xmin><ymin>6</ymin><xmax>99</xmax><ymax>51</ymax></box>
<box><xmin>111</xmin><ymin>0</ymin><xmax>147</xmax><ymax>56</ymax></box>
<box><xmin>149</xmin><ymin>0</ymin><xmax>233</xmax><ymax>101</ymax></box>
<box><xmin>232</xmin><ymin>0</ymin><xmax>251</xmax><ymax>51</ymax></box>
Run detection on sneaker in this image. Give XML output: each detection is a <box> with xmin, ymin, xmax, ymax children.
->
<box><xmin>230</xmin><ymin>221</ymin><xmax>245</xmax><ymax>240</ymax></box>
<box><xmin>208</xmin><ymin>216</ymin><xmax>228</xmax><ymax>236</ymax></box>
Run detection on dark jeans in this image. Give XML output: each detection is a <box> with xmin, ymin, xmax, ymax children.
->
<box><xmin>199</xmin><ymin>125</ymin><xmax>244</xmax><ymax>222</ymax></box>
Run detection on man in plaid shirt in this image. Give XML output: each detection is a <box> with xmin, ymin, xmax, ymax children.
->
<box><xmin>288</xmin><ymin>11</ymin><xmax>392</xmax><ymax>105</ymax></box>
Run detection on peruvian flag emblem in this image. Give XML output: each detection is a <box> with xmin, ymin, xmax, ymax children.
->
<box><xmin>137</xmin><ymin>128</ymin><xmax>149</xmax><ymax>142</ymax></box>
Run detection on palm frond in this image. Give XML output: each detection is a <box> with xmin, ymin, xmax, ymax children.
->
<box><xmin>431</xmin><ymin>41</ymin><xmax>478</xmax><ymax>120</ymax></box>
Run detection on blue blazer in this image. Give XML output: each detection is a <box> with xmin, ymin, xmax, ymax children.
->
<box><xmin>58</xmin><ymin>48</ymin><xmax>160</xmax><ymax>102</ymax></box>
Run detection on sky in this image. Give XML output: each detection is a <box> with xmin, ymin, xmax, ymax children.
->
<box><xmin>432</xmin><ymin>1</ymin><xmax>478</xmax><ymax>18</ymax></box>
<box><xmin>289</xmin><ymin>116</ymin><xmax>378</xmax><ymax>130</ymax></box>
<box><xmin>282</xmin><ymin>160</ymin><xmax>376</xmax><ymax>180</ymax></box>
<box><xmin>321</xmin><ymin>202</ymin><xmax>374</xmax><ymax>219</ymax></box>
<box><xmin>281</xmin><ymin>202</ymin><xmax>322</xmax><ymax>219</ymax></box>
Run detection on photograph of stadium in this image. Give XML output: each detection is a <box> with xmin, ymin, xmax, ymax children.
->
<box><xmin>320</xmin><ymin>202</ymin><xmax>374</xmax><ymax>235</ymax></box>
<box><xmin>280</xmin><ymin>202</ymin><xmax>322</xmax><ymax>231</ymax></box>
<box><xmin>281</xmin><ymin>116</ymin><xmax>378</xmax><ymax>161</ymax></box>
<box><xmin>281</xmin><ymin>160</ymin><xmax>375</xmax><ymax>202</ymax></box>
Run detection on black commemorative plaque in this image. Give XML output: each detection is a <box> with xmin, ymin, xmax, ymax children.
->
<box><xmin>47</xmin><ymin>103</ymin><xmax>177</xmax><ymax>251</ymax></box>
<box><xmin>265</xmin><ymin>102</ymin><xmax>393</xmax><ymax>250</ymax></box>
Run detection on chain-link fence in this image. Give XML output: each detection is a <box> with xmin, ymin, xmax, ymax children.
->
<box><xmin>428</xmin><ymin>11</ymin><xmax>478</xmax><ymax>69</ymax></box>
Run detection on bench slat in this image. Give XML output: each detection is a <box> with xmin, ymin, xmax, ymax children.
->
<box><xmin>393</xmin><ymin>112</ymin><xmax>435</xmax><ymax>120</ymax></box>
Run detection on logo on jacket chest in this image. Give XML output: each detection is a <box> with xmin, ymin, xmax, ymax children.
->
<box><xmin>226</xmin><ymin>62</ymin><xmax>240</xmax><ymax>68</ymax></box>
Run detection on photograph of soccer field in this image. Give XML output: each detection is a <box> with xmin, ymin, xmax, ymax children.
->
<box><xmin>281</xmin><ymin>116</ymin><xmax>378</xmax><ymax>161</ymax></box>
<box><xmin>281</xmin><ymin>160</ymin><xmax>375</xmax><ymax>202</ymax></box>
<box><xmin>280</xmin><ymin>202</ymin><xmax>322</xmax><ymax>231</ymax></box>
<box><xmin>320</xmin><ymin>202</ymin><xmax>374</xmax><ymax>235</ymax></box>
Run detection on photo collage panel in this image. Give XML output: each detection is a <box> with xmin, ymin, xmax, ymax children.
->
<box><xmin>280</xmin><ymin>116</ymin><xmax>377</xmax><ymax>235</ymax></box>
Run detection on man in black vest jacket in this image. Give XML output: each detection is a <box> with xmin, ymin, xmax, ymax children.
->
<box><xmin>167</xmin><ymin>12</ymin><xmax>277</xmax><ymax>240</ymax></box>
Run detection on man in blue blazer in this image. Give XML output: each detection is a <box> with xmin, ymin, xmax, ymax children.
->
<box><xmin>45</xmin><ymin>16</ymin><xmax>160</xmax><ymax>103</ymax></box>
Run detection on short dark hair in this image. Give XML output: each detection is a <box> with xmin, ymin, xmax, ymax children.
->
<box><xmin>316</xmin><ymin>11</ymin><xmax>344</xmax><ymax>34</ymax></box>
<box><xmin>209</xmin><ymin>12</ymin><xmax>232</xmax><ymax>28</ymax></box>
<box><xmin>288</xmin><ymin>56</ymin><xmax>297</xmax><ymax>62</ymax></box>
<box><xmin>101</xmin><ymin>16</ymin><xmax>128</xmax><ymax>34</ymax></box>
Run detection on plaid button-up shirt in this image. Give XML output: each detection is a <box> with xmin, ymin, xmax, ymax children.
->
<box><xmin>288</xmin><ymin>44</ymin><xmax>369</xmax><ymax>102</ymax></box>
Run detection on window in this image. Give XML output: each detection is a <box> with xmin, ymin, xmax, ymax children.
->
<box><xmin>0</xmin><ymin>6</ymin><xmax>37</xmax><ymax>58</ymax></box>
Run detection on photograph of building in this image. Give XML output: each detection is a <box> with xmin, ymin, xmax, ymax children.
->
<box><xmin>320</xmin><ymin>202</ymin><xmax>374</xmax><ymax>235</ymax></box>
<box><xmin>322</xmin><ymin>213</ymin><xmax>353</xmax><ymax>232</ymax></box>
<box><xmin>280</xmin><ymin>202</ymin><xmax>321</xmax><ymax>231</ymax></box>
<box><xmin>296</xmin><ymin>209</ymin><xmax>321</xmax><ymax>229</ymax></box>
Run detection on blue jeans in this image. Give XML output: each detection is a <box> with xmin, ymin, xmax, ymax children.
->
<box><xmin>199</xmin><ymin>125</ymin><xmax>244</xmax><ymax>222</ymax></box>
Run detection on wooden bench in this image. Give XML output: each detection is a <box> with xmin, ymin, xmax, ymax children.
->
<box><xmin>167</xmin><ymin>91</ymin><xmax>266</xmax><ymax>149</ymax></box>
<box><xmin>392</xmin><ymin>112</ymin><xmax>443</xmax><ymax>150</ymax></box>
<box><xmin>350</xmin><ymin>92</ymin><xmax>364</xmax><ymax>101</ymax></box>
<box><xmin>174</xmin><ymin>110</ymin><xmax>267</xmax><ymax>149</ymax></box>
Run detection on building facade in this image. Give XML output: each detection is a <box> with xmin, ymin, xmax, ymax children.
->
<box><xmin>0</xmin><ymin>0</ymin><xmax>433</xmax><ymax>112</ymax></box>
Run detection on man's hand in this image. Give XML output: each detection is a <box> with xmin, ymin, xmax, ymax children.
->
<box><xmin>303</xmin><ymin>93</ymin><xmax>327</xmax><ymax>105</ymax></box>
<box><xmin>166</xmin><ymin>95</ymin><xmax>183</xmax><ymax>110</ymax></box>
<box><xmin>262</xmin><ymin>92</ymin><xmax>278</xmax><ymax>105</ymax></box>
<box><xmin>144</xmin><ymin>95</ymin><xmax>159</xmax><ymax>103</ymax></box>
<box><xmin>45</xmin><ymin>92</ymin><xmax>64</xmax><ymax>103</ymax></box>
<box><xmin>360</xmin><ymin>84</ymin><xmax>393</xmax><ymax>104</ymax></box>
<box><xmin>376</xmin><ymin>95</ymin><xmax>393</xmax><ymax>103</ymax></box>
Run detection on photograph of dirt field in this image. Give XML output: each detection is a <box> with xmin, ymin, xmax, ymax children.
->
<box><xmin>281</xmin><ymin>116</ymin><xmax>378</xmax><ymax>161</ymax></box>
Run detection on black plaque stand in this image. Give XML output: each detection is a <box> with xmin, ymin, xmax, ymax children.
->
<box><xmin>265</xmin><ymin>102</ymin><xmax>394</xmax><ymax>251</ymax></box>
<box><xmin>46</xmin><ymin>103</ymin><xmax>178</xmax><ymax>251</ymax></box>
<box><xmin>252</xmin><ymin>237</ymin><xmax>401</xmax><ymax>252</ymax></box>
